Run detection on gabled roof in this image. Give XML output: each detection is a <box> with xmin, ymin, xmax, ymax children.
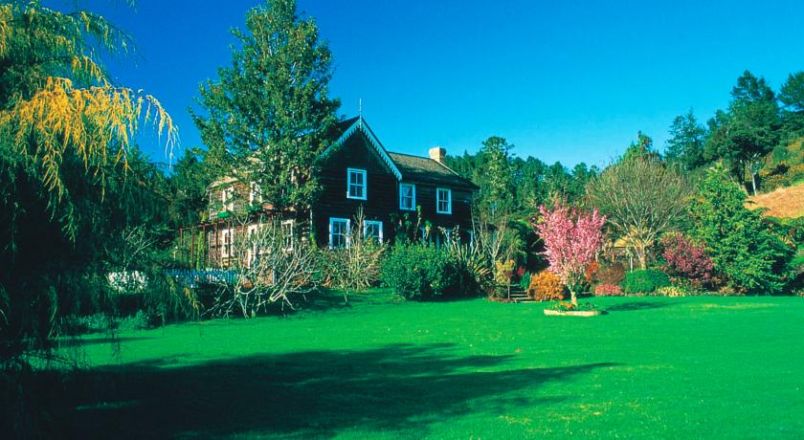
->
<box><xmin>320</xmin><ymin>115</ymin><xmax>477</xmax><ymax>189</ymax></box>
<box><xmin>319</xmin><ymin>116</ymin><xmax>403</xmax><ymax>180</ymax></box>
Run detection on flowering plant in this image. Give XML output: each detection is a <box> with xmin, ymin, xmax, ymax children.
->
<box><xmin>535</xmin><ymin>203</ymin><xmax>606</xmax><ymax>305</ymax></box>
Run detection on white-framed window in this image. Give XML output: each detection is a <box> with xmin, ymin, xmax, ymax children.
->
<box><xmin>221</xmin><ymin>227</ymin><xmax>234</xmax><ymax>259</ymax></box>
<box><xmin>347</xmin><ymin>168</ymin><xmax>367</xmax><ymax>200</ymax></box>
<box><xmin>363</xmin><ymin>220</ymin><xmax>383</xmax><ymax>243</ymax></box>
<box><xmin>399</xmin><ymin>183</ymin><xmax>416</xmax><ymax>211</ymax></box>
<box><xmin>329</xmin><ymin>218</ymin><xmax>350</xmax><ymax>249</ymax></box>
<box><xmin>247</xmin><ymin>224</ymin><xmax>259</xmax><ymax>266</ymax></box>
<box><xmin>222</xmin><ymin>186</ymin><xmax>235</xmax><ymax>212</ymax></box>
<box><xmin>249</xmin><ymin>181</ymin><xmax>262</xmax><ymax>205</ymax></box>
<box><xmin>281</xmin><ymin>220</ymin><xmax>295</xmax><ymax>251</ymax></box>
<box><xmin>436</xmin><ymin>188</ymin><xmax>452</xmax><ymax>214</ymax></box>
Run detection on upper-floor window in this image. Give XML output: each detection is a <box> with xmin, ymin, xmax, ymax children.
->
<box><xmin>364</xmin><ymin>220</ymin><xmax>383</xmax><ymax>243</ymax></box>
<box><xmin>347</xmin><ymin>168</ymin><xmax>367</xmax><ymax>200</ymax></box>
<box><xmin>436</xmin><ymin>188</ymin><xmax>452</xmax><ymax>214</ymax></box>
<box><xmin>399</xmin><ymin>183</ymin><xmax>416</xmax><ymax>211</ymax></box>
<box><xmin>222</xmin><ymin>186</ymin><xmax>235</xmax><ymax>212</ymax></box>
<box><xmin>329</xmin><ymin>217</ymin><xmax>350</xmax><ymax>249</ymax></box>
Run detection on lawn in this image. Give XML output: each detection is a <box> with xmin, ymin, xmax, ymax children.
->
<box><xmin>59</xmin><ymin>291</ymin><xmax>804</xmax><ymax>439</ymax></box>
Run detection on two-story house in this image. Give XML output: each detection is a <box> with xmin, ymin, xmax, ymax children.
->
<box><xmin>201</xmin><ymin>115</ymin><xmax>477</xmax><ymax>266</ymax></box>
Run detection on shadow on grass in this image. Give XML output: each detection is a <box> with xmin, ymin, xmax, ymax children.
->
<box><xmin>56</xmin><ymin>336</ymin><xmax>153</xmax><ymax>348</ymax></box>
<box><xmin>62</xmin><ymin>344</ymin><xmax>616</xmax><ymax>438</ymax></box>
<box><xmin>606</xmin><ymin>300</ymin><xmax>675</xmax><ymax>312</ymax></box>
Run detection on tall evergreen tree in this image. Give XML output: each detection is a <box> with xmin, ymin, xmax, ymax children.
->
<box><xmin>665</xmin><ymin>110</ymin><xmax>707</xmax><ymax>170</ymax></box>
<box><xmin>475</xmin><ymin>136</ymin><xmax>516</xmax><ymax>221</ymax></box>
<box><xmin>194</xmin><ymin>0</ymin><xmax>339</xmax><ymax>212</ymax></box>
<box><xmin>689</xmin><ymin>165</ymin><xmax>790</xmax><ymax>293</ymax></box>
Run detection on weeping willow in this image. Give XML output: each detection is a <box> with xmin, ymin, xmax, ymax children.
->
<box><xmin>0</xmin><ymin>1</ymin><xmax>177</xmax><ymax>239</ymax></box>
<box><xmin>0</xmin><ymin>1</ymin><xmax>176</xmax><ymax>367</ymax></box>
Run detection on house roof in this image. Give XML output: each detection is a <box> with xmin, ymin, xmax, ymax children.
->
<box><xmin>387</xmin><ymin>152</ymin><xmax>477</xmax><ymax>189</ymax></box>
<box><xmin>324</xmin><ymin>115</ymin><xmax>477</xmax><ymax>189</ymax></box>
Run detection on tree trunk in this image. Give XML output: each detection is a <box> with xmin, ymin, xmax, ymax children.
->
<box><xmin>570</xmin><ymin>290</ymin><xmax>578</xmax><ymax>306</ymax></box>
<box><xmin>637</xmin><ymin>246</ymin><xmax>648</xmax><ymax>270</ymax></box>
<box><xmin>751</xmin><ymin>172</ymin><xmax>758</xmax><ymax>196</ymax></box>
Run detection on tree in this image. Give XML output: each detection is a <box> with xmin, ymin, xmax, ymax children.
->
<box><xmin>704</xmin><ymin>71</ymin><xmax>780</xmax><ymax>194</ymax></box>
<box><xmin>688</xmin><ymin>165</ymin><xmax>790</xmax><ymax>293</ymax></box>
<box><xmin>475</xmin><ymin>136</ymin><xmax>516</xmax><ymax>221</ymax></box>
<box><xmin>194</xmin><ymin>0</ymin><xmax>339</xmax><ymax>212</ymax></box>
<box><xmin>586</xmin><ymin>152</ymin><xmax>689</xmax><ymax>269</ymax></box>
<box><xmin>534</xmin><ymin>203</ymin><xmax>606</xmax><ymax>305</ymax></box>
<box><xmin>779</xmin><ymin>71</ymin><xmax>804</xmax><ymax>137</ymax></box>
<box><xmin>665</xmin><ymin>110</ymin><xmax>707</xmax><ymax>170</ymax></box>
<box><xmin>779</xmin><ymin>71</ymin><xmax>804</xmax><ymax>112</ymax></box>
<box><xmin>622</xmin><ymin>131</ymin><xmax>660</xmax><ymax>162</ymax></box>
<box><xmin>0</xmin><ymin>2</ymin><xmax>175</xmax><ymax>361</ymax></box>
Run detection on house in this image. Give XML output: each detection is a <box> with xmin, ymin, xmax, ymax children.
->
<box><xmin>197</xmin><ymin>116</ymin><xmax>478</xmax><ymax>267</ymax></box>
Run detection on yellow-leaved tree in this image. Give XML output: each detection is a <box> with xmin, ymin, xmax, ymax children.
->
<box><xmin>0</xmin><ymin>1</ymin><xmax>176</xmax><ymax>362</ymax></box>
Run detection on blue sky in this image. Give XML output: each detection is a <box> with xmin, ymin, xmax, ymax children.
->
<box><xmin>81</xmin><ymin>0</ymin><xmax>804</xmax><ymax>167</ymax></box>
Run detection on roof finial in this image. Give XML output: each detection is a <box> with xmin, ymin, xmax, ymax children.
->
<box><xmin>358</xmin><ymin>98</ymin><xmax>363</xmax><ymax>123</ymax></box>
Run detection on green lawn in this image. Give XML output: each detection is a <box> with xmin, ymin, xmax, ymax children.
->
<box><xmin>62</xmin><ymin>291</ymin><xmax>804</xmax><ymax>439</ymax></box>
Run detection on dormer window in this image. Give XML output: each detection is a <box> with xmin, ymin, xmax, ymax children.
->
<box><xmin>399</xmin><ymin>183</ymin><xmax>416</xmax><ymax>211</ymax></box>
<box><xmin>347</xmin><ymin>168</ymin><xmax>367</xmax><ymax>200</ymax></box>
<box><xmin>436</xmin><ymin>188</ymin><xmax>452</xmax><ymax>214</ymax></box>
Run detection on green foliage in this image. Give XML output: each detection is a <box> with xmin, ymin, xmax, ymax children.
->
<box><xmin>665</xmin><ymin>110</ymin><xmax>707</xmax><ymax>170</ymax></box>
<box><xmin>689</xmin><ymin>166</ymin><xmax>792</xmax><ymax>293</ymax></box>
<box><xmin>380</xmin><ymin>244</ymin><xmax>476</xmax><ymax>301</ymax></box>
<box><xmin>704</xmin><ymin>71</ymin><xmax>780</xmax><ymax>194</ymax></box>
<box><xmin>475</xmin><ymin>136</ymin><xmax>516</xmax><ymax>221</ymax></box>
<box><xmin>194</xmin><ymin>0</ymin><xmax>339</xmax><ymax>212</ymax></box>
<box><xmin>622</xmin><ymin>131</ymin><xmax>661</xmax><ymax>162</ymax></box>
<box><xmin>621</xmin><ymin>269</ymin><xmax>671</xmax><ymax>294</ymax></box>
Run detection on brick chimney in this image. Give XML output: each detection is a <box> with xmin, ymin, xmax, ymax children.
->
<box><xmin>428</xmin><ymin>146</ymin><xmax>446</xmax><ymax>163</ymax></box>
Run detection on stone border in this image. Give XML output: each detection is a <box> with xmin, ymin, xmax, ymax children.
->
<box><xmin>543</xmin><ymin>309</ymin><xmax>603</xmax><ymax>317</ymax></box>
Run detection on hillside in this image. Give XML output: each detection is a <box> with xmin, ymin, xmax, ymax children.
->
<box><xmin>747</xmin><ymin>182</ymin><xmax>804</xmax><ymax>218</ymax></box>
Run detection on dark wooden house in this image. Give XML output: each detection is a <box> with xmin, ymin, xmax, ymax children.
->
<box><xmin>196</xmin><ymin>116</ymin><xmax>477</xmax><ymax>267</ymax></box>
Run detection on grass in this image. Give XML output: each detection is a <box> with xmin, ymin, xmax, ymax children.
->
<box><xmin>55</xmin><ymin>290</ymin><xmax>804</xmax><ymax>439</ymax></box>
<box><xmin>747</xmin><ymin>181</ymin><xmax>804</xmax><ymax>218</ymax></box>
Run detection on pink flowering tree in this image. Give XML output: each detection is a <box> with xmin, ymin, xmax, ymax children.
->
<box><xmin>535</xmin><ymin>203</ymin><xmax>606</xmax><ymax>305</ymax></box>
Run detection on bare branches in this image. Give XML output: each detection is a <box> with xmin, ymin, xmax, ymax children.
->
<box><xmin>206</xmin><ymin>217</ymin><xmax>319</xmax><ymax>318</ymax></box>
<box><xmin>587</xmin><ymin>158</ymin><xmax>690</xmax><ymax>268</ymax></box>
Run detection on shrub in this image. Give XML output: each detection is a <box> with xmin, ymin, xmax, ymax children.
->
<box><xmin>584</xmin><ymin>261</ymin><xmax>600</xmax><ymax>284</ymax></box>
<box><xmin>595</xmin><ymin>263</ymin><xmax>626</xmax><ymax>286</ymax></box>
<box><xmin>381</xmin><ymin>244</ymin><xmax>468</xmax><ymax>301</ymax></box>
<box><xmin>660</xmin><ymin>232</ymin><xmax>714</xmax><ymax>288</ymax></box>
<box><xmin>621</xmin><ymin>269</ymin><xmax>671</xmax><ymax>294</ymax></box>
<box><xmin>689</xmin><ymin>166</ymin><xmax>792</xmax><ymax>293</ymax></box>
<box><xmin>593</xmin><ymin>283</ymin><xmax>623</xmax><ymax>296</ymax></box>
<box><xmin>656</xmin><ymin>286</ymin><xmax>689</xmax><ymax>297</ymax></box>
<box><xmin>527</xmin><ymin>271</ymin><xmax>565</xmax><ymax>301</ymax></box>
<box><xmin>518</xmin><ymin>272</ymin><xmax>532</xmax><ymax>291</ymax></box>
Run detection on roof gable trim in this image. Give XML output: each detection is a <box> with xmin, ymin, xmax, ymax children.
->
<box><xmin>319</xmin><ymin>116</ymin><xmax>403</xmax><ymax>181</ymax></box>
